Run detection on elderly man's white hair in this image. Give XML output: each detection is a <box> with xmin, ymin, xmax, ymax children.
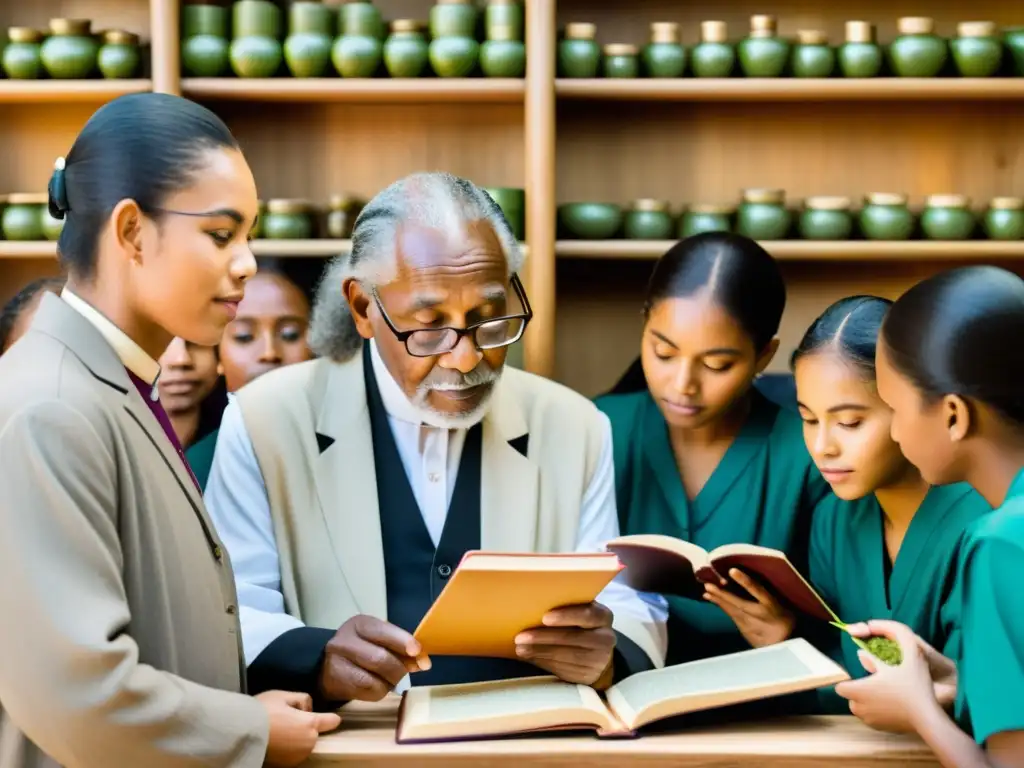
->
<box><xmin>309</xmin><ymin>171</ymin><xmax>525</xmax><ymax>362</ymax></box>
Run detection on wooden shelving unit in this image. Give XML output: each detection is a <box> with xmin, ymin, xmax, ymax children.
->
<box><xmin>2</xmin><ymin>0</ymin><xmax>1023</xmax><ymax>394</ymax></box>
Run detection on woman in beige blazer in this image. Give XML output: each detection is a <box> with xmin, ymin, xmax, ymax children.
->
<box><xmin>0</xmin><ymin>93</ymin><xmax>339</xmax><ymax>768</ymax></box>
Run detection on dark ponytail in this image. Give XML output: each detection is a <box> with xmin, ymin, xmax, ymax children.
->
<box><xmin>881</xmin><ymin>266</ymin><xmax>1024</xmax><ymax>426</ymax></box>
<box><xmin>791</xmin><ymin>295</ymin><xmax>892</xmax><ymax>379</ymax></box>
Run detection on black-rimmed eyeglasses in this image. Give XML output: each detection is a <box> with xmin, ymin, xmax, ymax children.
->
<box><xmin>372</xmin><ymin>273</ymin><xmax>533</xmax><ymax>357</ymax></box>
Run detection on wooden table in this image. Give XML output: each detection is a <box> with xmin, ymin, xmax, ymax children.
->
<box><xmin>309</xmin><ymin>696</ymin><xmax>940</xmax><ymax>766</ymax></box>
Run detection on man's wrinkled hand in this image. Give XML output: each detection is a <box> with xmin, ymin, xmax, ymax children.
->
<box><xmin>320</xmin><ymin>615</ymin><xmax>431</xmax><ymax>702</ymax></box>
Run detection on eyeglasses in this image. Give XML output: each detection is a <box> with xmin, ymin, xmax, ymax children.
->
<box><xmin>372</xmin><ymin>273</ymin><xmax>533</xmax><ymax>357</ymax></box>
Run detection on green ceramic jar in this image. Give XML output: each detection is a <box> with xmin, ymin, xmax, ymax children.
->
<box><xmin>183</xmin><ymin>3</ymin><xmax>227</xmax><ymax>37</ymax></box>
<box><xmin>327</xmin><ymin>195</ymin><xmax>359</xmax><ymax>238</ymax></box>
<box><xmin>839</xmin><ymin>21</ymin><xmax>882</xmax><ymax>77</ymax></box>
<box><xmin>486</xmin><ymin>0</ymin><xmax>523</xmax><ymax>42</ymax></box>
<box><xmin>429</xmin><ymin>35</ymin><xmax>478</xmax><ymax>77</ymax></box>
<box><xmin>42</xmin><ymin>206</ymin><xmax>64</xmax><ymax>241</ymax></box>
<box><xmin>889</xmin><ymin>17</ymin><xmax>947</xmax><ymax>77</ymax></box>
<box><xmin>284</xmin><ymin>1</ymin><xmax>333</xmax><ymax>77</ymax></box>
<box><xmin>859</xmin><ymin>193</ymin><xmax>915</xmax><ymax>240</ymax></box>
<box><xmin>230</xmin><ymin>0</ymin><xmax>282</xmax><ymax>77</ymax></box>
<box><xmin>624</xmin><ymin>200</ymin><xmax>674</xmax><ymax>240</ymax></box>
<box><xmin>691</xmin><ymin>21</ymin><xmax>735</xmax><ymax>78</ymax></box>
<box><xmin>799</xmin><ymin>196</ymin><xmax>853</xmax><ymax>240</ymax></box>
<box><xmin>3</xmin><ymin>28</ymin><xmax>43</xmax><ymax>79</ymax></box>
<box><xmin>736</xmin><ymin>188</ymin><xmax>791</xmax><ymax>240</ymax></box>
<box><xmin>333</xmin><ymin>33</ymin><xmax>382</xmax><ymax>76</ymax></box>
<box><xmin>738</xmin><ymin>15</ymin><xmax>790</xmax><ymax>78</ymax></box>
<box><xmin>984</xmin><ymin>197</ymin><xmax>1024</xmax><ymax>240</ymax></box>
<box><xmin>951</xmin><ymin>21</ymin><xmax>1002</xmax><ymax>77</ymax></box>
<box><xmin>1005</xmin><ymin>27</ymin><xmax>1024</xmax><ymax>75</ymax></box>
<box><xmin>429</xmin><ymin>0</ymin><xmax>478</xmax><ymax>39</ymax></box>
<box><xmin>483</xmin><ymin>186</ymin><xmax>525</xmax><ymax>239</ymax></box>
<box><xmin>679</xmin><ymin>204</ymin><xmax>733</xmax><ymax>237</ymax></box>
<box><xmin>2</xmin><ymin>194</ymin><xmax>45</xmax><ymax>241</ymax></box>
<box><xmin>251</xmin><ymin>200</ymin><xmax>265</xmax><ymax>239</ymax></box>
<box><xmin>384</xmin><ymin>19</ymin><xmax>428</xmax><ymax>77</ymax></box>
<box><xmin>642</xmin><ymin>22</ymin><xmax>686</xmax><ymax>78</ymax></box>
<box><xmin>98</xmin><ymin>30</ymin><xmax>140</xmax><ymax>79</ymax></box>
<box><xmin>792</xmin><ymin>29</ymin><xmax>834</xmax><ymax>77</ymax></box>
<box><xmin>264</xmin><ymin>199</ymin><xmax>314</xmax><ymax>240</ymax></box>
<box><xmin>481</xmin><ymin>25</ymin><xmax>525</xmax><ymax>77</ymax></box>
<box><xmin>40</xmin><ymin>19</ymin><xmax>99</xmax><ymax>79</ymax></box>
<box><xmin>340</xmin><ymin>1</ymin><xmax>385</xmax><ymax>39</ymax></box>
<box><xmin>182</xmin><ymin>33</ymin><xmax>230</xmax><ymax>75</ymax></box>
<box><xmin>558</xmin><ymin>23</ymin><xmax>599</xmax><ymax>78</ymax></box>
<box><xmin>603</xmin><ymin>44</ymin><xmax>639</xmax><ymax>78</ymax></box>
<box><xmin>558</xmin><ymin>203</ymin><xmax>623</xmax><ymax>239</ymax></box>
<box><xmin>921</xmin><ymin>194</ymin><xmax>975</xmax><ymax>240</ymax></box>
<box><xmin>233</xmin><ymin>0</ymin><xmax>281</xmax><ymax>38</ymax></box>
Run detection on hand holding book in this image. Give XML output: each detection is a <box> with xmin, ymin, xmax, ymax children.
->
<box><xmin>513</xmin><ymin>602</ymin><xmax>617</xmax><ymax>687</ymax></box>
<box><xmin>703</xmin><ymin>568</ymin><xmax>796</xmax><ymax>648</ymax></box>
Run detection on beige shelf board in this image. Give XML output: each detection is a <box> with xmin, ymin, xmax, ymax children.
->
<box><xmin>0</xmin><ymin>80</ymin><xmax>153</xmax><ymax>104</ymax></box>
<box><xmin>182</xmin><ymin>78</ymin><xmax>526</xmax><ymax>103</ymax></box>
<box><xmin>0</xmin><ymin>242</ymin><xmax>59</xmax><ymax>259</ymax></box>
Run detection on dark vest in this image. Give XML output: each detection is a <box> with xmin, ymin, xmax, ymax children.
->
<box><xmin>364</xmin><ymin>344</ymin><xmax>542</xmax><ymax>686</ymax></box>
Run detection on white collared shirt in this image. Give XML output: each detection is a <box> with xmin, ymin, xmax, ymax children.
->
<box><xmin>61</xmin><ymin>289</ymin><xmax>160</xmax><ymax>386</ymax></box>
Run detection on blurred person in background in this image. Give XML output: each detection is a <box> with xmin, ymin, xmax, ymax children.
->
<box><xmin>158</xmin><ymin>337</ymin><xmax>226</xmax><ymax>449</ymax></box>
<box><xmin>0</xmin><ymin>276</ymin><xmax>66</xmax><ymax>354</ymax></box>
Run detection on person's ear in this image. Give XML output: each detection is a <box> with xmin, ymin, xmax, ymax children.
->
<box><xmin>943</xmin><ymin>394</ymin><xmax>971</xmax><ymax>442</ymax></box>
<box><xmin>755</xmin><ymin>337</ymin><xmax>780</xmax><ymax>375</ymax></box>
<box><xmin>343</xmin><ymin>278</ymin><xmax>374</xmax><ymax>341</ymax></box>
<box><xmin>111</xmin><ymin>198</ymin><xmax>144</xmax><ymax>264</ymax></box>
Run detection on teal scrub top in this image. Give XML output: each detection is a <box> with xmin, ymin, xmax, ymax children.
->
<box><xmin>808</xmin><ymin>483</ymin><xmax>990</xmax><ymax>713</ymax></box>
<box><xmin>596</xmin><ymin>388</ymin><xmax>830</xmax><ymax>666</ymax></box>
<box><xmin>955</xmin><ymin>468</ymin><xmax>1024</xmax><ymax>745</ymax></box>
<box><xmin>184</xmin><ymin>428</ymin><xmax>219</xmax><ymax>493</ymax></box>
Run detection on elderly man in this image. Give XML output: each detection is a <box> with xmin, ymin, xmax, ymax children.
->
<box><xmin>205</xmin><ymin>172</ymin><xmax>666</xmax><ymax>707</ymax></box>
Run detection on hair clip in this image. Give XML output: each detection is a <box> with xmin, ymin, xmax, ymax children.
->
<box><xmin>48</xmin><ymin>155</ymin><xmax>69</xmax><ymax>219</ymax></box>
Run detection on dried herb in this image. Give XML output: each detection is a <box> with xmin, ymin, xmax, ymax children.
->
<box><xmin>864</xmin><ymin>636</ymin><xmax>902</xmax><ymax>666</ymax></box>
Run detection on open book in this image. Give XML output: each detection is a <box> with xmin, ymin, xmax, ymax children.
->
<box><xmin>605</xmin><ymin>533</ymin><xmax>836</xmax><ymax>622</ymax></box>
<box><xmin>413</xmin><ymin>551</ymin><xmax>623</xmax><ymax>658</ymax></box>
<box><xmin>396</xmin><ymin>638</ymin><xmax>849</xmax><ymax>743</ymax></box>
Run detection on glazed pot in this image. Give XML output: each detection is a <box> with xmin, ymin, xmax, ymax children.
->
<box><xmin>183</xmin><ymin>3</ymin><xmax>228</xmax><ymax>38</ymax></box>
<box><xmin>251</xmin><ymin>200</ymin><xmax>266</xmax><ymax>239</ymax></box>
<box><xmin>284</xmin><ymin>1</ymin><xmax>333</xmax><ymax>77</ymax></box>
<box><xmin>1004</xmin><ymin>27</ymin><xmax>1024</xmax><ymax>75</ymax></box>
<box><xmin>485</xmin><ymin>0</ymin><xmax>523</xmax><ymax>42</ymax></box>
<box><xmin>183</xmin><ymin>34</ymin><xmax>230</xmax><ymax>76</ymax></box>
<box><xmin>233</xmin><ymin>0</ymin><xmax>282</xmax><ymax>38</ymax></box>
<box><xmin>738</xmin><ymin>15</ymin><xmax>790</xmax><ymax>78</ymax></box>
<box><xmin>480</xmin><ymin>25</ymin><xmax>525</xmax><ymax>77</ymax></box>
<box><xmin>340</xmin><ymin>1</ymin><xmax>384</xmax><ymax>39</ymax></box>
<box><xmin>624</xmin><ymin>200</ymin><xmax>673</xmax><ymax>240</ymax></box>
<box><xmin>791</xmin><ymin>29</ymin><xmax>834</xmax><ymax>77</ymax></box>
<box><xmin>327</xmin><ymin>195</ymin><xmax>359</xmax><ymax>238</ymax></box>
<box><xmin>889</xmin><ymin>17</ymin><xmax>947</xmax><ymax>77</ymax></box>
<box><xmin>839</xmin><ymin>21</ymin><xmax>882</xmax><ymax>77</ymax></box>
<box><xmin>951</xmin><ymin>21</ymin><xmax>1002</xmax><ymax>77</ymax></box>
<box><xmin>1</xmin><ymin>194</ymin><xmax>46</xmax><ymax>241</ymax></box>
<box><xmin>231</xmin><ymin>34</ymin><xmax>283</xmax><ymax>77</ymax></box>
<box><xmin>384</xmin><ymin>19</ymin><xmax>428</xmax><ymax>78</ymax></box>
<box><xmin>558</xmin><ymin>22</ymin><xmax>599</xmax><ymax>78</ymax></box>
<box><xmin>859</xmin><ymin>193</ymin><xmax>915</xmax><ymax>240</ymax></box>
<box><xmin>41</xmin><ymin>206</ymin><xmax>64</xmax><ymax>241</ymax></box>
<box><xmin>799</xmin><ymin>196</ymin><xmax>853</xmax><ymax>240</ymax></box>
<box><xmin>429</xmin><ymin>35</ymin><xmax>478</xmax><ymax>77</ymax></box>
<box><xmin>736</xmin><ymin>188</ymin><xmax>791</xmax><ymax>240</ymax></box>
<box><xmin>603</xmin><ymin>43</ymin><xmax>639</xmax><ymax>78</ymax></box>
<box><xmin>3</xmin><ymin>28</ymin><xmax>43</xmax><ymax>79</ymax></box>
<box><xmin>921</xmin><ymin>194</ymin><xmax>975</xmax><ymax>240</ymax></box>
<box><xmin>691</xmin><ymin>21</ymin><xmax>734</xmax><ymax>78</ymax></box>
<box><xmin>679</xmin><ymin>204</ymin><xmax>733</xmax><ymax>237</ymax></box>
<box><xmin>483</xmin><ymin>186</ymin><xmax>525</xmax><ymax>239</ymax></box>
<box><xmin>429</xmin><ymin>0</ymin><xmax>478</xmax><ymax>39</ymax></box>
<box><xmin>41</xmin><ymin>19</ymin><xmax>98</xmax><ymax>79</ymax></box>
<box><xmin>98</xmin><ymin>30</ymin><xmax>140</xmax><ymax>79</ymax></box>
<box><xmin>558</xmin><ymin>203</ymin><xmax>623</xmax><ymax>239</ymax></box>
<box><xmin>264</xmin><ymin>200</ymin><xmax>314</xmax><ymax>239</ymax></box>
<box><xmin>984</xmin><ymin>197</ymin><xmax>1024</xmax><ymax>240</ymax></box>
<box><xmin>333</xmin><ymin>33</ymin><xmax>382</xmax><ymax>77</ymax></box>
<box><xmin>642</xmin><ymin>22</ymin><xmax>686</xmax><ymax>78</ymax></box>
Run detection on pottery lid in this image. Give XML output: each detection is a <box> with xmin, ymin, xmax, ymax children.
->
<box><xmin>865</xmin><ymin>193</ymin><xmax>908</xmax><ymax>206</ymax></box>
<box><xmin>487</xmin><ymin>0</ymin><xmax>520</xmax><ymax>4</ymax></box>
<box><xmin>844</xmin><ymin>21</ymin><xmax>875</xmax><ymax>43</ymax></box>
<box><xmin>436</xmin><ymin>0</ymin><xmax>472</xmax><ymax>5</ymax></box>
<box><xmin>896</xmin><ymin>17</ymin><xmax>934</xmax><ymax>36</ymax></box>
<box><xmin>604</xmin><ymin>43</ymin><xmax>638</xmax><ymax>56</ymax></box>
<box><xmin>804</xmin><ymin>196</ymin><xmax>851</xmax><ymax>211</ymax></box>
<box><xmin>7</xmin><ymin>26</ymin><xmax>43</xmax><ymax>43</ymax></box>
<box><xmin>48</xmin><ymin>18</ymin><xmax>92</xmax><ymax>36</ymax></box>
<box><xmin>390</xmin><ymin>19</ymin><xmax>423</xmax><ymax>33</ymax></box>
<box><xmin>700</xmin><ymin>20</ymin><xmax>728</xmax><ymax>43</ymax></box>
<box><xmin>329</xmin><ymin>194</ymin><xmax>359</xmax><ymax>209</ymax></box>
<box><xmin>488</xmin><ymin>24</ymin><xmax>519</xmax><ymax>41</ymax></box>
<box><xmin>102</xmin><ymin>29</ymin><xmax>140</xmax><ymax>45</ymax></box>
<box><xmin>6</xmin><ymin>193</ymin><xmax>48</xmax><ymax>205</ymax></box>
<box><xmin>650</xmin><ymin>21</ymin><xmax>680</xmax><ymax>44</ymax></box>
<box><xmin>750</xmin><ymin>14</ymin><xmax>777</xmax><ymax>33</ymax></box>
<box><xmin>688</xmin><ymin>203</ymin><xmax>735</xmax><ymax>215</ymax></box>
<box><xmin>957</xmin><ymin>21</ymin><xmax>997</xmax><ymax>38</ymax></box>
<box><xmin>266</xmin><ymin>199</ymin><xmax>313</xmax><ymax>215</ymax></box>
<box><xmin>926</xmin><ymin>194</ymin><xmax>970</xmax><ymax>209</ymax></box>
<box><xmin>742</xmin><ymin>188</ymin><xmax>785</xmax><ymax>205</ymax></box>
<box><xmin>796</xmin><ymin>29</ymin><xmax>828</xmax><ymax>45</ymax></box>
<box><xmin>564</xmin><ymin>22</ymin><xmax>596</xmax><ymax>40</ymax></box>
<box><xmin>631</xmin><ymin>198</ymin><xmax>670</xmax><ymax>213</ymax></box>
<box><xmin>990</xmin><ymin>196</ymin><xmax>1024</xmax><ymax>210</ymax></box>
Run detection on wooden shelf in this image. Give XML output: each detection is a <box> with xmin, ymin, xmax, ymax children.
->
<box><xmin>181</xmin><ymin>78</ymin><xmax>526</xmax><ymax>103</ymax></box>
<box><xmin>0</xmin><ymin>80</ymin><xmax>152</xmax><ymax>104</ymax></box>
<box><xmin>0</xmin><ymin>242</ymin><xmax>58</xmax><ymax>259</ymax></box>
<box><xmin>556</xmin><ymin>240</ymin><xmax>1024</xmax><ymax>261</ymax></box>
<box><xmin>555</xmin><ymin>78</ymin><xmax>1024</xmax><ymax>102</ymax></box>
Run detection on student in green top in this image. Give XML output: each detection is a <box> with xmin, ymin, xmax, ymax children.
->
<box><xmin>784</xmin><ymin>296</ymin><xmax>988</xmax><ymax>714</ymax></box>
<box><xmin>595</xmin><ymin>232</ymin><xmax>830</xmax><ymax>667</ymax></box>
<box><xmin>832</xmin><ymin>266</ymin><xmax>1024</xmax><ymax>767</ymax></box>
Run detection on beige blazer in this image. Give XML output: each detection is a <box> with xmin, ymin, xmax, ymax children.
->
<box><xmin>236</xmin><ymin>351</ymin><xmax>664</xmax><ymax>668</ymax></box>
<box><xmin>0</xmin><ymin>294</ymin><xmax>267</xmax><ymax>768</ymax></box>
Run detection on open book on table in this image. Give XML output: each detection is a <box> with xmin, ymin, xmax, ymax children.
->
<box><xmin>396</xmin><ymin>638</ymin><xmax>850</xmax><ymax>743</ymax></box>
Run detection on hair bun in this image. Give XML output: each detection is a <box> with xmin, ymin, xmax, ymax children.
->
<box><xmin>47</xmin><ymin>156</ymin><xmax>69</xmax><ymax>220</ymax></box>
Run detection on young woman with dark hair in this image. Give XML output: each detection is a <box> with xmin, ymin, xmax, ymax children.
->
<box><xmin>0</xmin><ymin>276</ymin><xmax>66</xmax><ymax>353</ymax></box>
<box><xmin>0</xmin><ymin>92</ymin><xmax>338</xmax><ymax>768</ymax></box>
<box><xmin>831</xmin><ymin>266</ymin><xmax>1024</xmax><ymax>767</ymax></box>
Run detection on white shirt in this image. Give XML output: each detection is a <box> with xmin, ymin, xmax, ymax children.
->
<box><xmin>61</xmin><ymin>289</ymin><xmax>160</xmax><ymax>386</ymax></box>
<box><xmin>204</xmin><ymin>341</ymin><xmax>668</xmax><ymax>688</ymax></box>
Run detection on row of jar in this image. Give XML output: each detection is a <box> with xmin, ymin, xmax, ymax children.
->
<box><xmin>557</xmin><ymin>192</ymin><xmax>1024</xmax><ymax>242</ymax></box>
<box><xmin>183</xmin><ymin>0</ymin><xmax>524</xmax><ymax>79</ymax></box>
<box><xmin>1</xmin><ymin>20</ymin><xmax>141</xmax><ymax>80</ymax></box>
<box><xmin>560</xmin><ymin>17</ymin><xmax>1024</xmax><ymax>79</ymax></box>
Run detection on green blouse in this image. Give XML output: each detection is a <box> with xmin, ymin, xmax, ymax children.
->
<box><xmin>185</xmin><ymin>428</ymin><xmax>219</xmax><ymax>493</ymax></box>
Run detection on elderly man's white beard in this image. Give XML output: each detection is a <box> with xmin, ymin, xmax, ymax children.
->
<box><xmin>409</xmin><ymin>360</ymin><xmax>502</xmax><ymax>429</ymax></box>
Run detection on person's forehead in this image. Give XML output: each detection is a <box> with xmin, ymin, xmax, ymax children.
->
<box><xmin>394</xmin><ymin>219</ymin><xmax>506</xmax><ymax>275</ymax></box>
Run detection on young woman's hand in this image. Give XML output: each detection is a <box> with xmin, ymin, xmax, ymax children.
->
<box><xmin>703</xmin><ymin>568</ymin><xmax>795</xmax><ymax>648</ymax></box>
<box><xmin>257</xmin><ymin>690</ymin><xmax>341</xmax><ymax>767</ymax></box>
